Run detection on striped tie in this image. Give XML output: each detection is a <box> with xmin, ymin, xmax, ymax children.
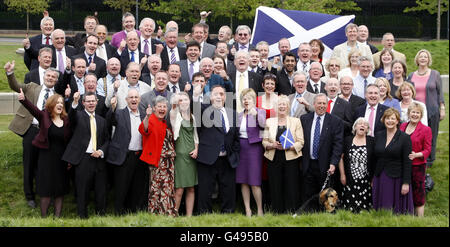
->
<box><xmin>170</xmin><ymin>49</ymin><xmax>176</xmax><ymax>64</ymax></box>
<box><xmin>42</xmin><ymin>88</ymin><xmax>50</xmax><ymax>109</ymax></box>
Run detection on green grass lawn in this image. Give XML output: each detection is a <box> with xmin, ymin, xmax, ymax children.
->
<box><xmin>0</xmin><ymin>94</ymin><xmax>448</xmax><ymax>227</ymax></box>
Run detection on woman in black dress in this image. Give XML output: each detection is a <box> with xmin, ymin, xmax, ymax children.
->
<box><xmin>18</xmin><ymin>89</ymin><xmax>71</xmax><ymax>217</ymax></box>
<box><xmin>338</xmin><ymin>117</ymin><xmax>375</xmax><ymax>213</ymax></box>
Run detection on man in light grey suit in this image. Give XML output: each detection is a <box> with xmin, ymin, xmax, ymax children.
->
<box><xmin>105</xmin><ymin>62</ymin><xmax>151</xmax><ymax>110</ymax></box>
<box><xmin>139</xmin><ymin>71</ymin><xmax>173</xmax><ymax>121</ymax></box>
<box><xmin>331</xmin><ymin>23</ymin><xmax>373</xmax><ymax>67</ymax></box>
<box><xmin>191</xmin><ymin>23</ymin><xmax>215</xmax><ymax>59</ymax></box>
<box><xmin>289</xmin><ymin>71</ymin><xmax>315</xmax><ymax>118</ymax></box>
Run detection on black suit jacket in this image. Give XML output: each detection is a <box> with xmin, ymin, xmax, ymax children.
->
<box><xmin>106</xmin><ymin>107</ymin><xmax>144</xmax><ymax>165</ymax></box>
<box><xmin>24</xmin><ymin>34</ymin><xmax>46</xmax><ymax>71</ymax></box>
<box><xmin>300</xmin><ymin>112</ymin><xmax>344</xmax><ymax>176</ymax></box>
<box><xmin>72</xmin><ymin>53</ymin><xmax>107</xmax><ymax>79</ymax></box>
<box><xmin>306</xmin><ymin>80</ymin><xmax>326</xmax><ymax>94</ymax></box>
<box><xmin>114</xmin><ymin>47</ymin><xmax>146</xmax><ymax>77</ymax></box>
<box><xmin>160</xmin><ymin>46</ymin><xmax>187</xmax><ymax>71</ymax></box>
<box><xmin>354</xmin><ymin>103</ymin><xmax>389</xmax><ymax>134</ymax></box>
<box><xmin>66</xmin><ymin>33</ymin><xmax>87</xmax><ymax>52</ymax></box>
<box><xmin>373</xmin><ymin>129</ymin><xmax>412</xmax><ymax>184</ymax></box>
<box><xmin>72</xmin><ymin>93</ymin><xmax>108</xmax><ymax>118</ymax></box>
<box><xmin>229</xmin><ymin>70</ymin><xmax>263</xmax><ymax>94</ymax></box>
<box><xmin>348</xmin><ymin>94</ymin><xmax>366</xmax><ymax>115</ymax></box>
<box><xmin>330</xmin><ymin>97</ymin><xmax>353</xmax><ymax>136</ymax></box>
<box><xmin>228</xmin><ymin>43</ymin><xmax>256</xmax><ymax>61</ymax></box>
<box><xmin>24</xmin><ymin>68</ymin><xmax>41</xmax><ymax>85</ymax></box>
<box><xmin>62</xmin><ymin>107</ymin><xmax>110</xmax><ymax>165</ymax></box>
<box><xmin>166</xmin><ymin>81</ymin><xmax>186</xmax><ymax>93</ymax></box>
<box><xmin>367</xmin><ymin>42</ymin><xmax>379</xmax><ymax>55</ymax></box>
<box><xmin>78</xmin><ymin>43</ymin><xmax>117</xmax><ymax>63</ymax></box>
<box><xmin>50</xmin><ymin>45</ymin><xmax>78</xmax><ymax>71</ymax></box>
<box><xmin>276</xmin><ymin>69</ymin><xmax>294</xmax><ymax>96</ymax></box>
<box><xmin>193</xmin><ymin>102</ymin><xmax>240</xmax><ymax>168</ymax></box>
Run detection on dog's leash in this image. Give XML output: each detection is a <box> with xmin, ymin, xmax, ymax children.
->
<box><xmin>320</xmin><ymin>171</ymin><xmax>332</xmax><ymax>192</ymax></box>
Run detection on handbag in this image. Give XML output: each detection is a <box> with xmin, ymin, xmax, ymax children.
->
<box><xmin>425</xmin><ymin>173</ymin><xmax>435</xmax><ymax>193</ymax></box>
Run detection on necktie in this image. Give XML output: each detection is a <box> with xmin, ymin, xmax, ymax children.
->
<box><xmin>42</xmin><ymin>88</ymin><xmax>50</xmax><ymax>109</ymax></box>
<box><xmin>97</xmin><ymin>45</ymin><xmax>107</xmax><ymax>62</ymax></box>
<box><xmin>314</xmin><ymin>83</ymin><xmax>319</xmax><ymax>94</ymax></box>
<box><xmin>88</xmin><ymin>55</ymin><xmax>92</xmax><ymax>65</ymax></box>
<box><xmin>291</xmin><ymin>93</ymin><xmax>301</xmax><ymax>116</ymax></box>
<box><xmin>90</xmin><ymin>114</ymin><xmax>97</xmax><ymax>151</ymax></box>
<box><xmin>303</xmin><ymin>63</ymin><xmax>307</xmax><ymax>72</ymax></box>
<box><xmin>368</xmin><ymin>106</ymin><xmax>375</xmax><ymax>136</ymax></box>
<box><xmin>188</xmin><ymin>62</ymin><xmax>194</xmax><ymax>81</ymax></box>
<box><xmin>240</xmin><ymin>45</ymin><xmax>246</xmax><ymax>50</ymax></box>
<box><xmin>57</xmin><ymin>50</ymin><xmax>64</xmax><ymax>73</ymax></box>
<box><xmin>45</xmin><ymin>36</ymin><xmax>50</xmax><ymax>45</ymax></box>
<box><xmin>326</xmin><ymin>99</ymin><xmax>332</xmax><ymax>113</ymax></box>
<box><xmin>364</xmin><ymin>79</ymin><xmax>368</xmax><ymax>92</ymax></box>
<box><xmin>172</xmin><ymin>85</ymin><xmax>177</xmax><ymax>93</ymax></box>
<box><xmin>313</xmin><ymin>116</ymin><xmax>321</xmax><ymax>159</ymax></box>
<box><xmin>237</xmin><ymin>73</ymin><xmax>245</xmax><ymax>112</ymax></box>
<box><xmin>144</xmin><ymin>40</ymin><xmax>149</xmax><ymax>55</ymax></box>
<box><xmin>220</xmin><ymin>110</ymin><xmax>226</xmax><ymax>152</ymax></box>
<box><xmin>170</xmin><ymin>49</ymin><xmax>176</xmax><ymax>64</ymax></box>
<box><xmin>130</xmin><ymin>51</ymin><xmax>135</xmax><ymax>62</ymax></box>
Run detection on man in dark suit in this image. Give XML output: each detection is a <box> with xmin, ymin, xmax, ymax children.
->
<box><xmin>95</xmin><ymin>25</ymin><xmax>116</xmax><ymax>62</ymax></box>
<box><xmin>160</xmin><ymin>27</ymin><xmax>187</xmax><ymax>71</ymax></box>
<box><xmin>230</xmin><ymin>51</ymin><xmax>262</xmax><ymax>111</ymax></box>
<box><xmin>114</xmin><ymin>30</ymin><xmax>146</xmax><ymax>77</ymax></box>
<box><xmin>354</xmin><ymin>84</ymin><xmax>389</xmax><ymax>137</ymax></box>
<box><xmin>276</xmin><ymin>52</ymin><xmax>297</xmax><ymax>96</ymax></box>
<box><xmin>62</xmin><ymin>91</ymin><xmax>110</xmax><ymax>219</ymax></box>
<box><xmin>24</xmin><ymin>47</ymin><xmax>53</xmax><ymax>85</ymax></box>
<box><xmin>66</xmin><ymin>15</ymin><xmax>98</xmax><ymax>52</ymax></box>
<box><xmin>49</xmin><ymin>29</ymin><xmax>78</xmax><ymax>75</ymax></box>
<box><xmin>71</xmin><ymin>73</ymin><xmax>109</xmax><ymax>118</ymax></box>
<box><xmin>193</xmin><ymin>84</ymin><xmax>240</xmax><ymax>213</ymax></box>
<box><xmin>228</xmin><ymin>25</ymin><xmax>255</xmax><ymax>61</ymax></box>
<box><xmin>107</xmin><ymin>89</ymin><xmax>148</xmax><ymax>215</ymax></box>
<box><xmin>300</xmin><ymin>93</ymin><xmax>344</xmax><ymax>203</ymax></box>
<box><xmin>357</xmin><ymin>25</ymin><xmax>379</xmax><ymax>55</ymax></box>
<box><xmin>325</xmin><ymin>78</ymin><xmax>353</xmax><ymax>136</ymax></box>
<box><xmin>166</xmin><ymin>63</ymin><xmax>185</xmax><ymax>93</ymax></box>
<box><xmin>248</xmin><ymin>49</ymin><xmax>270</xmax><ymax>77</ymax></box>
<box><xmin>72</xmin><ymin>34</ymin><xmax>107</xmax><ymax>80</ymax></box>
<box><xmin>5</xmin><ymin>62</ymin><xmax>62</xmax><ymax>208</ymax></box>
<box><xmin>138</xmin><ymin>17</ymin><xmax>164</xmax><ymax>57</ymax></box>
<box><xmin>177</xmin><ymin>41</ymin><xmax>201</xmax><ymax>85</ymax></box>
<box><xmin>23</xmin><ymin>16</ymin><xmax>54</xmax><ymax>71</ymax></box>
<box><xmin>306</xmin><ymin>62</ymin><xmax>326</xmax><ymax>94</ymax></box>
<box><xmin>339</xmin><ymin>75</ymin><xmax>366</xmax><ymax>114</ymax></box>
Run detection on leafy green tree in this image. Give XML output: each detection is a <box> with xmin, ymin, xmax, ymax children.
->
<box><xmin>103</xmin><ymin>0</ymin><xmax>152</xmax><ymax>14</ymax></box>
<box><xmin>265</xmin><ymin>0</ymin><xmax>361</xmax><ymax>15</ymax></box>
<box><xmin>404</xmin><ymin>0</ymin><xmax>449</xmax><ymax>40</ymax></box>
<box><xmin>4</xmin><ymin>0</ymin><xmax>51</xmax><ymax>33</ymax></box>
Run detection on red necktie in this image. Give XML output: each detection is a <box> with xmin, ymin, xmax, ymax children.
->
<box><xmin>326</xmin><ymin>99</ymin><xmax>332</xmax><ymax>113</ymax></box>
<box><xmin>45</xmin><ymin>36</ymin><xmax>50</xmax><ymax>45</ymax></box>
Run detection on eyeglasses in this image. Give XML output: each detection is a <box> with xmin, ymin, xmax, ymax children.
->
<box><xmin>329</xmin><ymin>64</ymin><xmax>340</xmax><ymax>67</ymax></box>
<box><xmin>238</xmin><ymin>33</ymin><xmax>249</xmax><ymax>37</ymax></box>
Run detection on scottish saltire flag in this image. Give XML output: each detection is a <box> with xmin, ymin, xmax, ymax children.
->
<box><xmin>279</xmin><ymin>129</ymin><xmax>295</xmax><ymax>149</ymax></box>
<box><xmin>251</xmin><ymin>6</ymin><xmax>355</xmax><ymax>59</ymax></box>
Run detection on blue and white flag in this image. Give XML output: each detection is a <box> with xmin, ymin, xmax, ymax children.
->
<box><xmin>279</xmin><ymin>129</ymin><xmax>295</xmax><ymax>149</ymax></box>
<box><xmin>251</xmin><ymin>6</ymin><xmax>355</xmax><ymax>59</ymax></box>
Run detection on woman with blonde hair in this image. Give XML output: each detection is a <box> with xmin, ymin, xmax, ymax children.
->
<box><xmin>396</xmin><ymin>82</ymin><xmax>428</xmax><ymax>125</ymax></box>
<box><xmin>338</xmin><ymin>48</ymin><xmax>361</xmax><ymax>79</ymax></box>
<box><xmin>262</xmin><ymin>95</ymin><xmax>304</xmax><ymax>213</ymax></box>
<box><xmin>375</xmin><ymin>77</ymin><xmax>401</xmax><ymax>114</ymax></box>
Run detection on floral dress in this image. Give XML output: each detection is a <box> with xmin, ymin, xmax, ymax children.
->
<box><xmin>148</xmin><ymin>128</ymin><xmax>177</xmax><ymax>216</ymax></box>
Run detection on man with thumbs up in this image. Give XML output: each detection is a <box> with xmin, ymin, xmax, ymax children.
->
<box><xmin>4</xmin><ymin>61</ymin><xmax>61</xmax><ymax>208</ymax></box>
<box><xmin>72</xmin><ymin>34</ymin><xmax>107</xmax><ymax>79</ymax></box>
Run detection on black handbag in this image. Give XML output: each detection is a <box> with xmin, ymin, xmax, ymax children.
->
<box><xmin>425</xmin><ymin>173</ymin><xmax>435</xmax><ymax>193</ymax></box>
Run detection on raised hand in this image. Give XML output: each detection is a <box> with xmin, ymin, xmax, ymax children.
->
<box><xmin>17</xmin><ymin>88</ymin><xmax>25</xmax><ymax>101</ymax></box>
<box><xmin>88</xmin><ymin>62</ymin><xmax>96</xmax><ymax>72</ymax></box>
<box><xmin>157</xmin><ymin>26</ymin><xmax>163</xmax><ymax>38</ymax></box>
<box><xmin>43</xmin><ymin>10</ymin><xmax>49</xmax><ymax>17</ymax></box>
<box><xmin>230</xmin><ymin>46</ymin><xmax>236</xmax><ymax>56</ymax></box>
<box><xmin>110</xmin><ymin>96</ymin><xmax>117</xmax><ymax>110</ymax></box>
<box><xmin>155</xmin><ymin>44</ymin><xmax>163</xmax><ymax>55</ymax></box>
<box><xmin>73</xmin><ymin>91</ymin><xmax>80</xmax><ymax>103</ymax></box>
<box><xmin>193</xmin><ymin>83</ymin><xmax>202</xmax><ymax>97</ymax></box>
<box><xmin>4</xmin><ymin>61</ymin><xmax>15</xmax><ymax>73</ymax></box>
<box><xmin>146</xmin><ymin>104</ymin><xmax>152</xmax><ymax>116</ymax></box>
<box><xmin>200</xmin><ymin>11</ymin><xmax>211</xmax><ymax>20</ymax></box>
<box><xmin>113</xmin><ymin>79</ymin><xmax>120</xmax><ymax>92</ymax></box>
<box><xmin>140</xmin><ymin>55</ymin><xmax>148</xmax><ymax>66</ymax></box>
<box><xmin>184</xmin><ymin>33</ymin><xmax>192</xmax><ymax>43</ymax></box>
<box><xmin>119</xmin><ymin>39</ymin><xmax>127</xmax><ymax>52</ymax></box>
<box><xmin>64</xmin><ymin>84</ymin><xmax>71</xmax><ymax>98</ymax></box>
<box><xmin>184</xmin><ymin>83</ymin><xmax>192</xmax><ymax>92</ymax></box>
<box><xmin>65</xmin><ymin>57</ymin><xmax>71</xmax><ymax>70</ymax></box>
<box><xmin>22</xmin><ymin>34</ymin><xmax>30</xmax><ymax>49</ymax></box>
<box><xmin>273</xmin><ymin>56</ymin><xmax>280</xmax><ymax>65</ymax></box>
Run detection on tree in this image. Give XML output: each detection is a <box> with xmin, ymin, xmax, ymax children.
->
<box><xmin>404</xmin><ymin>0</ymin><xmax>449</xmax><ymax>40</ymax></box>
<box><xmin>103</xmin><ymin>0</ymin><xmax>152</xmax><ymax>14</ymax></box>
<box><xmin>151</xmin><ymin>0</ymin><xmax>216</xmax><ymax>25</ymax></box>
<box><xmin>4</xmin><ymin>0</ymin><xmax>51</xmax><ymax>33</ymax></box>
<box><xmin>264</xmin><ymin>0</ymin><xmax>361</xmax><ymax>15</ymax></box>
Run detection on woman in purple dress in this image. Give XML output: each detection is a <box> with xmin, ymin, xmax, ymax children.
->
<box><xmin>372</xmin><ymin>108</ymin><xmax>414</xmax><ymax>214</ymax></box>
<box><xmin>236</xmin><ymin>88</ymin><xmax>266</xmax><ymax>217</ymax></box>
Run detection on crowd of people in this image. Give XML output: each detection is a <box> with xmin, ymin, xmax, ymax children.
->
<box><xmin>4</xmin><ymin>10</ymin><xmax>445</xmax><ymax>219</ymax></box>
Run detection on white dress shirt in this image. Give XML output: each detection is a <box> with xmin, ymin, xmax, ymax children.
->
<box><xmin>140</xmin><ymin>36</ymin><xmax>152</xmax><ymax>55</ymax></box>
<box><xmin>96</xmin><ymin>43</ymin><xmax>108</xmax><ymax>62</ymax></box>
<box><xmin>327</xmin><ymin>97</ymin><xmax>337</xmax><ymax>113</ymax></box>
<box><xmin>38</xmin><ymin>66</ymin><xmax>46</xmax><ymax>85</ymax></box>
<box><xmin>364</xmin><ymin>103</ymin><xmax>378</xmax><ymax>135</ymax></box>
<box><xmin>128</xmin><ymin>107</ymin><xmax>143</xmax><ymax>151</ymax></box>
<box><xmin>309</xmin><ymin>79</ymin><xmax>322</xmax><ymax>93</ymax></box>
<box><xmin>166</xmin><ymin>46</ymin><xmax>180</xmax><ymax>63</ymax></box>
<box><xmin>310</xmin><ymin>112</ymin><xmax>325</xmax><ymax>159</ymax></box>
<box><xmin>353</xmin><ymin>74</ymin><xmax>375</xmax><ymax>98</ymax></box>
<box><xmin>34</xmin><ymin>86</ymin><xmax>55</xmax><ymax>125</ymax></box>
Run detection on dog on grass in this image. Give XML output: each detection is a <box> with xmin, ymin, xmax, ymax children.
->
<box><xmin>294</xmin><ymin>188</ymin><xmax>340</xmax><ymax>215</ymax></box>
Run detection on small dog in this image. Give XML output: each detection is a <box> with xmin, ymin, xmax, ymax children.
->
<box><xmin>294</xmin><ymin>188</ymin><xmax>340</xmax><ymax>215</ymax></box>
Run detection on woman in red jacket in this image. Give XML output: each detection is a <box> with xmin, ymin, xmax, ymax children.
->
<box><xmin>18</xmin><ymin>89</ymin><xmax>71</xmax><ymax>217</ymax></box>
<box><xmin>400</xmin><ymin>102</ymin><xmax>432</xmax><ymax>217</ymax></box>
<box><xmin>139</xmin><ymin>96</ymin><xmax>177</xmax><ymax>216</ymax></box>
